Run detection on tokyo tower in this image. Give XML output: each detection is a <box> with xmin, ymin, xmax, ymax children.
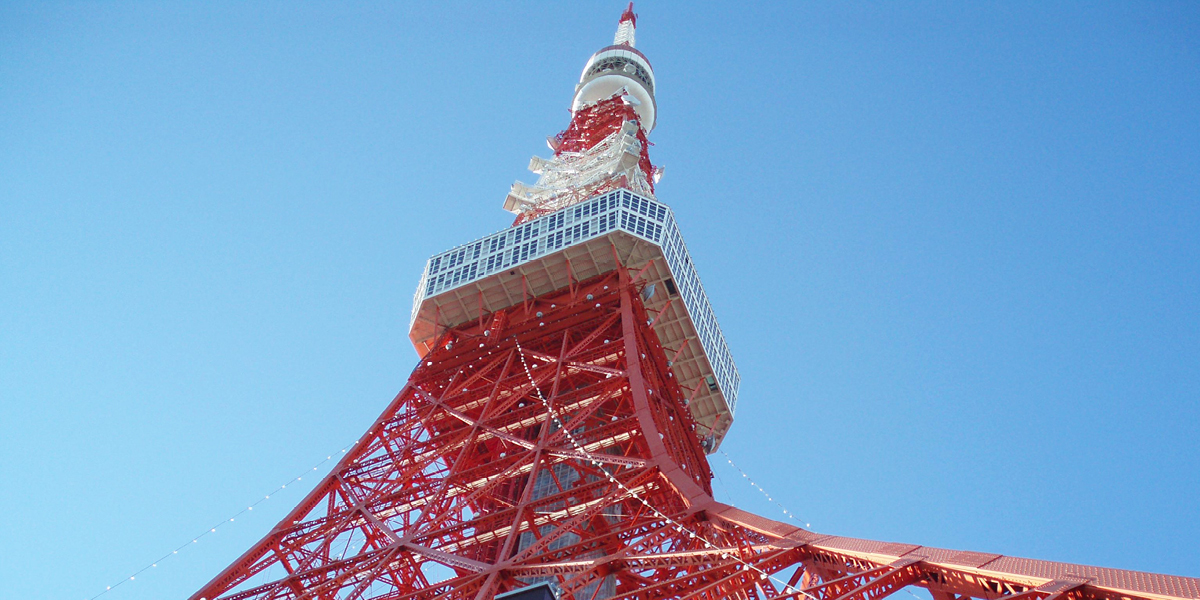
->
<box><xmin>191</xmin><ymin>6</ymin><xmax>1200</xmax><ymax>600</ymax></box>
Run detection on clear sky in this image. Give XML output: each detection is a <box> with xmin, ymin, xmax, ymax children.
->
<box><xmin>1</xmin><ymin>2</ymin><xmax>1197</xmax><ymax>599</ymax></box>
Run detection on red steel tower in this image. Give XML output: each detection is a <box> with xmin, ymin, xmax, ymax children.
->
<box><xmin>192</xmin><ymin>6</ymin><xmax>1200</xmax><ymax>600</ymax></box>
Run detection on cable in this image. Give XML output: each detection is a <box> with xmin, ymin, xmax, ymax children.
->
<box><xmin>718</xmin><ymin>450</ymin><xmax>930</xmax><ymax>600</ymax></box>
<box><xmin>720</xmin><ymin>449</ymin><xmax>811</xmax><ymax>528</ymax></box>
<box><xmin>86</xmin><ymin>440</ymin><xmax>359</xmax><ymax>600</ymax></box>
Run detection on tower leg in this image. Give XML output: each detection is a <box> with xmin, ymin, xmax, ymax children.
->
<box><xmin>192</xmin><ymin>270</ymin><xmax>1200</xmax><ymax>600</ymax></box>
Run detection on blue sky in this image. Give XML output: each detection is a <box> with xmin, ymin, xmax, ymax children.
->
<box><xmin>1</xmin><ymin>2</ymin><xmax>1197</xmax><ymax>599</ymax></box>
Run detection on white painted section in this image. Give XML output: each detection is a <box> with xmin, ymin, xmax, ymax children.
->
<box><xmin>574</xmin><ymin>48</ymin><xmax>656</xmax><ymax>130</ymax></box>
<box><xmin>613</xmin><ymin>20</ymin><xmax>636</xmax><ymax>47</ymax></box>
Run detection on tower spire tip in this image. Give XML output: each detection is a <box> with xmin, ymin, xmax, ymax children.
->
<box><xmin>614</xmin><ymin>2</ymin><xmax>637</xmax><ymax>46</ymax></box>
<box><xmin>620</xmin><ymin>2</ymin><xmax>637</xmax><ymax>26</ymax></box>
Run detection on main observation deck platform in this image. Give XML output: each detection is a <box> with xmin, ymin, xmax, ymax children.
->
<box><xmin>408</xmin><ymin>189</ymin><xmax>739</xmax><ymax>449</ymax></box>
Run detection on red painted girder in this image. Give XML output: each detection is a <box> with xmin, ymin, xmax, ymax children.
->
<box><xmin>190</xmin><ymin>266</ymin><xmax>1200</xmax><ymax>600</ymax></box>
<box><xmin>706</xmin><ymin>503</ymin><xmax>1200</xmax><ymax>600</ymax></box>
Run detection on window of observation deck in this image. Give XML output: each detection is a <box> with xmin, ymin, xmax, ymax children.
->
<box><xmin>585</xmin><ymin>57</ymin><xmax>653</xmax><ymax>94</ymax></box>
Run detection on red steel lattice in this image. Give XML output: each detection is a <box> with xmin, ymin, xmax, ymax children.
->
<box><xmin>192</xmin><ymin>265</ymin><xmax>1200</xmax><ymax>600</ymax></box>
<box><xmin>192</xmin><ymin>6</ymin><xmax>1199</xmax><ymax>600</ymax></box>
<box><xmin>514</xmin><ymin>94</ymin><xmax>658</xmax><ymax>226</ymax></box>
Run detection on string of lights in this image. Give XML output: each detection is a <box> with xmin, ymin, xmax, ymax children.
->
<box><xmin>86</xmin><ymin>440</ymin><xmax>359</xmax><ymax>600</ymax></box>
<box><xmin>91</xmin><ymin>333</ymin><xmax>900</xmax><ymax>600</ymax></box>
<box><xmin>718</xmin><ymin>445</ymin><xmax>931</xmax><ymax>600</ymax></box>
<box><xmin>513</xmin><ymin>336</ymin><xmax>817</xmax><ymax>599</ymax></box>
<box><xmin>720</xmin><ymin>449</ymin><xmax>811</xmax><ymax>528</ymax></box>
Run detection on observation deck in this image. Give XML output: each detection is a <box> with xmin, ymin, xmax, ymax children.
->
<box><xmin>409</xmin><ymin>189</ymin><xmax>739</xmax><ymax>450</ymax></box>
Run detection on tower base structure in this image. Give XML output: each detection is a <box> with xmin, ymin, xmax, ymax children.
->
<box><xmin>192</xmin><ymin>262</ymin><xmax>1200</xmax><ymax>600</ymax></box>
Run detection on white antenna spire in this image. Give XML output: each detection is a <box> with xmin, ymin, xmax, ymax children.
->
<box><xmin>613</xmin><ymin>2</ymin><xmax>637</xmax><ymax>47</ymax></box>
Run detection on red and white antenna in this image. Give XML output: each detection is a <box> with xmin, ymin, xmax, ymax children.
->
<box><xmin>504</xmin><ymin>3</ymin><xmax>661</xmax><ymax>222</ymax></box>
<box><xmin>613</xmin><ymin>2</ymin><xmax>637</xmax><ymax>46</ymax></box>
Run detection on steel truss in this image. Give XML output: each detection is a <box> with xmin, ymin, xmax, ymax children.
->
<box><xmin>192</xmin><ymin>261</ymin><xmax>1200</xmax><ymax>600</ymax></box>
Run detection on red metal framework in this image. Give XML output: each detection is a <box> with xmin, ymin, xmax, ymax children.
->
<box><xmin>191</xmin><ymin>9</ymin><xmax>1198</xmax><ymax>598</ymax></box>
<box><xmin>191</xmin><ymin>261</ymin><xmax>1200</xmax><ymax>600</ymax></box>
<box><xmin>554</xmin><ymin>93</ymin><xmax>653</xmax><ymax>180</ymax></box>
